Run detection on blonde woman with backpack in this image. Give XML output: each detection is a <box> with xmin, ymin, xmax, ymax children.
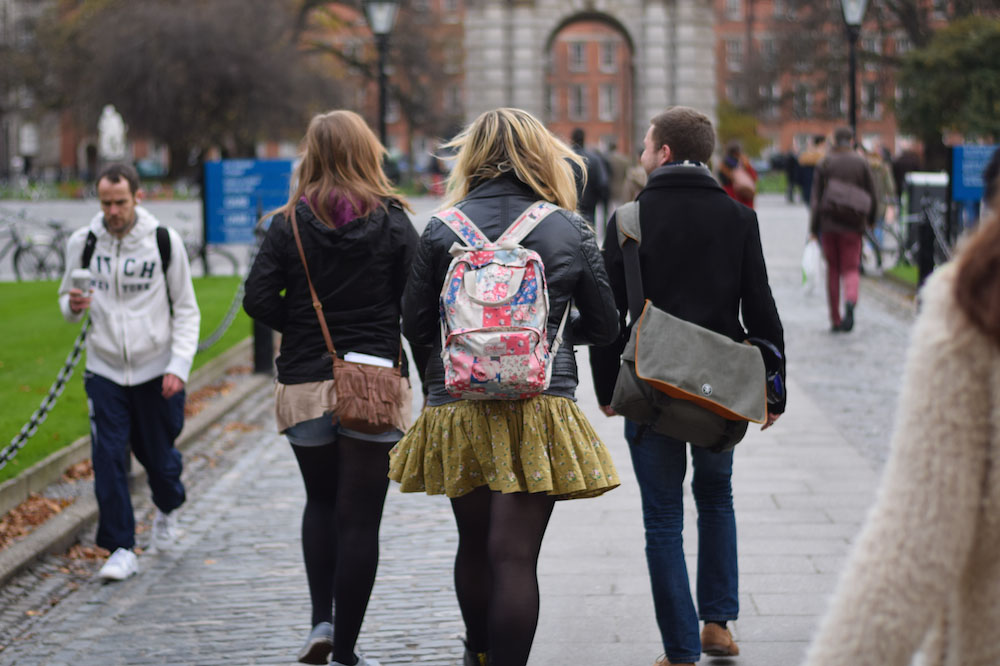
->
<box><xmin>389</xmin><ymin>107</ymin><xmax>620</xmax><ymax>666</ymax></box>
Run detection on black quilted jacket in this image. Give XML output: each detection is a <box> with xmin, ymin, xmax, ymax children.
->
<box><xmin>403</xmin><ymin>174</ymin><xmax>619</xmax><ymax>406</ymax></box>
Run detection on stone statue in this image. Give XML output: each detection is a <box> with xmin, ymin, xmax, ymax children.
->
<box><xmin>98</xmin><ymin>105</ymin><xmax>127</xmax><ymax>161</ymax></box>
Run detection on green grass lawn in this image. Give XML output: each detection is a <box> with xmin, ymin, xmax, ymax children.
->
<box><xmin>0</xmin><ymin>276</ymin><xmax>250</xmax><ymax>484</ymax></box>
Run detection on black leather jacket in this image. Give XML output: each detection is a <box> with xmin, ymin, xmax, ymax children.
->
<box><xmin>403</xmin><ymin>174</ymin><xmax>619</xmax><ymax>405</ymax></box>
<box><xmin>243</xmin><ymin>199</ymin><xmax>419</xmax><ymax>384</ymax></box>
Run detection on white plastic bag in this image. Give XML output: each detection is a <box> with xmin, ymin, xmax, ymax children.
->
<box><xmin>801</xmin><ymin>238</ymin><xmax>823</xmax><ymax>294</ymax></box>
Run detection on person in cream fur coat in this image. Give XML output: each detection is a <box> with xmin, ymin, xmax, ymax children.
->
<box><xmin>804</xmin><ymin>169</ymin><xmax>1000</xmax><ymax>666</ymax></box>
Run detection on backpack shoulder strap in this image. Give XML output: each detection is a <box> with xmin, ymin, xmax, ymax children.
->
<box><xmin>435</xmin><ymin>207</ymin><xmax>490</xmax><ymax>251</ymax></box>
<box><xmin>80</xmin><ymin>231</ymin><xmax>97</xmax><ymax>269</ymax></box>
<box><xmin>497</xmin><ymin>201</ymin><xmax>560</xmax><ymax>246</ymax></box>
<box><xmin>615</xmin><ymin>201</ymin><xmax>641</xmax><ymax>248</ymax></box>
<box><xmin>615</xmin><ymin>201</ymin><xmax>646</xmax><ymax>324</ymax></box>
<box><xmin>156</xmin><ymin>226</ymin><xmax>172</xmax><ymax>272</ymax></box>
<box><xmin>156</xmin><ymin>226</ymin><xmax>174</xmax><ymax>316</ymax></box>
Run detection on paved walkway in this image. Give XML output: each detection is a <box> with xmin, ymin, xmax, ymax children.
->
<box><xmin>0</xmin><ymin>194</ymin><xmax>915</xmax><ymax>665</ymax></box>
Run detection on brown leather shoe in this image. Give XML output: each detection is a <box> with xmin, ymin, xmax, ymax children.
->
<box><xmin>701</xmin><ymin>622</ymin><xmax>740</xmax><ymax>656</ymax></box>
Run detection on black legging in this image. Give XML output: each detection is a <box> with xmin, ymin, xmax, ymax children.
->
<box><xmin>451</xmin><ymin>486</ymin><xmax>556</xmax><ymax>666</ymax></box>
<box><xmin>291</xmin><ymin>436</ymin><xmax>394</xmax><ymax>665</ymax></box>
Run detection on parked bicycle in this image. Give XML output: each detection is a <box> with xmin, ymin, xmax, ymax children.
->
<box><xmin>861</xmin><ymin>196</ymin><xmax>953</xmax><ymax>275</ymax></box>
<box><xmin>0</xmin><ymin>210</ymin><xmax>66</xmax><ymax>281</ymax></box>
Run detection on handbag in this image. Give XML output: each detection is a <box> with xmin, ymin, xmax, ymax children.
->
<box><xmin>609</xmin><ymin>202</ymin><xmax>767</xmax><ymax>451</ymax></box>
<box><xmin>290</xmin><ymin>209</ymin><xmax>404</xmax><ymax>435</ymax></box>
<box><xmin>820</xmin><ymin>178</ymin><xmax>872</xmax><ymax>230</ymax></box>
<box><xmin>732</xmin><ymin>165</ymin><xmax>756</xmax><ymax>199</ymax></box>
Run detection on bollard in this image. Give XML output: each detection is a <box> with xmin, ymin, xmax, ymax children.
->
<box><xmin>917</xmin><ymin>219</ymin><xmax>935</xmax><ymax>287</ymax></box>
<box><xmin>252</xmin><ymin>320</ymin><xmax>274</xmax><ymax>375</ymax></box>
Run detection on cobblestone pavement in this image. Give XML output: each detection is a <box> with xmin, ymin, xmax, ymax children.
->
<box><xmin>0</xmin><ymin>194</ymin><xmax>919</xmax><ymax>664</ymax></box>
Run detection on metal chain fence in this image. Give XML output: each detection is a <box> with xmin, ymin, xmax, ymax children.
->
<box><xmin>195</xmin><ymin>236</ymin><xmax>260</xmax><ymax>352</ymax></box>
<box><xmin>1</xmin><ymin>318</ymin><xmax>91</xmax><ymax>473</ymax></box>
<box><xmin>2</xmin><ymin>231</ymin><xmax>264</xmax><ymax>471</ymax></box>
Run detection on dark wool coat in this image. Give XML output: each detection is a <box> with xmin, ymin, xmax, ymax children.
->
<box><xmin>589</xmin><ymin>163</ymin><xmax>786</xmax><ymax>413</ymax></box>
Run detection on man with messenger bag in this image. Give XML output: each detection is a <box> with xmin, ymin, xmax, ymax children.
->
<box><xmin>589</xmin><ymin>106</ymin><xmax>785</xmax><ymax>666</ymax></box>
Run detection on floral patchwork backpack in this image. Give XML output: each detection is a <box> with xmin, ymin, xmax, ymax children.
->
<box><xmin>436</xmin><ymin>200</ymin><xmax>570</xmax><ymax>400</ymax></box>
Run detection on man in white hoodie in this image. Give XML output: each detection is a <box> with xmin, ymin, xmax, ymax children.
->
<box><xmin>58</xmin><ymin>163</ymin><xmax>200</xmax><ymax>581</ymax></box>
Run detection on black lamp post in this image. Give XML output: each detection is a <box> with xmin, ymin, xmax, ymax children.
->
<box><xmin>840</xmin><ymin>0</ymin><xmax>869</xmax><ymax>140</ymax></box>
<box><xmin>363</xmin><ymin>0</ymin><xmax>400</xmax><ymax>148</ymax></box>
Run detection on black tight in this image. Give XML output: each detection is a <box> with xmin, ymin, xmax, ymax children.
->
<box><xmin>450</xmin><ymin>486</ymin><xmax>556</xmax><ymax>666</ymax></box>
<box><xmin>291</xmin><ymin>436</ymin><xmax>394</xmax><ymax>665</ymax></box>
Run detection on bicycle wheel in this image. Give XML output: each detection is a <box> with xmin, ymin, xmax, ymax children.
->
<box><xmin>861</xmin><ymin>229</ymin><xmax>882</xmax><ymax>275</ymax></box>
<box><xmin>203</xmin><ymin>246</ymin><xmax>240</xmax><ymax>276</ymax></box>
<box><xmin>14</xmin><ymin>243</ymin><xmax>64</xmax><ymax>281</ymax></box>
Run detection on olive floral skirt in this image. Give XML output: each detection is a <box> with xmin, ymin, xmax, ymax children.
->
<box><xmin>388</xmin><ymin>395</ymin><xmax>619</xmax><ymax>500</ymax></box>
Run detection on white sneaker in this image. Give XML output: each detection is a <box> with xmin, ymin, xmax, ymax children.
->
<box><xmin>331</xmin><ymin>652</ymin><xmax>380</xmax><ymax>666</ymax></box>
<box><xmin>150</xmin><ymin>509</ymin><xmax>179</xmax><ymax>552</ymax></box>
<box><xmin>98</xmin><ymin>548</ymin><xmax>138</xmax><ymax>581</ymax></box>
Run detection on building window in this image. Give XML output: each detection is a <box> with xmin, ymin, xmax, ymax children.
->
<box><xmin>827</xmin><ymin>83</ymin><xmax>845</xmax><ymax>117</ymax></box>
<box><xmin>793</xmin><ymin>84</ymin><xmax>812</xmax><ymax>118</ymax></box>
<box><xmin>598</xmin><ymin>84</ymin><xmax>617</xmax><ymax>121</ymax></box>
<box><xmin>444</xmin><ymin>85</ymin><xmax>462</xmax><ymax>112</ymax></box>
<box><xmin>862</xmin><ymin>82</ymin><xmax>881</xmax><ymax>119</ymax></box>
<box><xmin>568</xmin><ymin>42</ymin><xmax>587</xmax><ymax>72</ymax></box>
<box><xmin>895</xmin><ymin>35</ymin><xmax>911</xmax><ymax>55</ymax></box>
<box><xmin>725</xmin><ymin>38</ymin><xmax>743</xmax><ymax>72</ymax></box>
<box><xmin>932</xmin><ymin>0</ymin><xmax>947</xmax><ymax>19</ymax></box>
<box><xmin>599</xmin><ymin>42</ymin><xmax>617</xmax><ymax>73</ymax></box>
<box><xmin>760</xmin><ymin>84</ymin><xmax>780</xmax><ymax>118</ymax></box>
<box><xmin>725</xmin><ymin>0</ymin><xmax>742</xmax><ymax>21</ymax></box>
<box><xmin>773</xmin><ymin>0</ymin><xmax>789</xmax><ymax>17</ymax></box>
<box><xmin>569</xmin><ymin>85</ymin><xmax>587</xmax><ymax>121</ymax></box>
<box><xmin>444</xmin><ymin>43</ymin><xmax>462</xmax><ymax>74</ymax></box>
<box><xmin>386</xmin><ymin>98</ymin><xmax>401</xmax><ymax>124</ymax></box>
<box><xmin>759</xmin><ymin>38</ymin><xmax>776</xmax><ymax>70</ymax></box>
<box><xmin>549</xmin><ymin>87</ymin><xmax>560</xmax><ymax>121</ymax></box>
<box><xmin>725</xmin><ymin>83</ymin><xmax>744</xmax><ymax>106</ymax></box>
<box><xmin>861</xmin><ymin>36</ymin><xmax>881</xmax><ymax>71</ymax></box>
<box><xmin>443</xmin><ymin>0</ymin><xmax>460</xmax><ymax>11</ymax></box>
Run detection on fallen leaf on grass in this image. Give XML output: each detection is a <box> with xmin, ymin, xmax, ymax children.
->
<box><xmin>64</xmin><ymin>544</ymin><xmax>109</xmax><ymax>561</ymax></box>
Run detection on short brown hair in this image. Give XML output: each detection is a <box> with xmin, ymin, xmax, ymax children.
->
<box><xmin>649</xmin><ymin>107</ymin><xmax>715</xmax><ymax>163</ymax></box>
<box><xmin>97</xmin><ymin>163</ymin><xmax>140</xmax><ymax>195</ymax></box>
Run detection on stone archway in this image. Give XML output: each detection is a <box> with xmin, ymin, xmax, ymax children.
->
<box><xmin>463</xmin><ymin>0</ymin><xmax>717</xmax><ymax>151</ymax></box>
<box><xmin>544</xmin><ymin>15</ymin><xmax>634</xmax><ymax>155</ymax></box>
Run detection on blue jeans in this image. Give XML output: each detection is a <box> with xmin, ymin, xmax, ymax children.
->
<box><xmin>625</xmin><ymin>420</ymin><xmax>738</xmax><ymax>663</ymax></box>
<box><xmin>85</xmin><ymin>372</ymin><xmax>186</xmax><ymax>551</ymax></box>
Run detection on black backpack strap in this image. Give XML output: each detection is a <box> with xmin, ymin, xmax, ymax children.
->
<box><xmin>156</xmin><ymin>226</ymin><xmax>174</xmax><ymax>315</ymax></box>
<box><xmin>80</xmin><ymin>231</ymin><xmax>97</xmax><ymax>269</ymax></box>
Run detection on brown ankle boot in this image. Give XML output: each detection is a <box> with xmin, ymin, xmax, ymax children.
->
<box><xmin>701</xmin><ymin>622</ymin><xmax>740</xmax><ymax>656</ymax></box>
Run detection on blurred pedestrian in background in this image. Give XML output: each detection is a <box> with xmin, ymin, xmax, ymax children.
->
<box><xmin>569</xmin><ymin>126</ymin><xmax>609</xmax><ymax>228</ymax></box>
<box><xmin>804</xmin><ymin>172</ymin><xmax>1000</xmax><ymax>666</ymax></box>
<box><xmin>390</xmin><ymin>107</ymin><xmax>620</xmax><ymax>666</ymax></box>
<box><xmin>243</xmin><ymin>109</ymin><xmax>420</xmax><ymax>666</ymax></box>
<box><xmin>717</xmin><ymin>140</ymin><xmax>758</xmax><ymax>209</ymax></box>
<box><xmin>798</xmin><ymin>135</ymin><xmax>827</xmax><ymax>206</ymax></box>
<box><xmin>809</xmin><ymin>127</ymin><xmax>877</xmax><ymax>332</ymax></box>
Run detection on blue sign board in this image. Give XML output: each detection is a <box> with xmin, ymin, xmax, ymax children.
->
<box><xmin>951</xmin><ymin>145</ymin><xmax>999</xmax><ymax>202</ymax></box>
<box><xmin>204</xmin><ymin>159</ymin><xmax>293</xmax><ymax>244</ymax></box>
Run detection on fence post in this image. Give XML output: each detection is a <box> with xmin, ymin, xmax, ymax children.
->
<box><xmin>252</xmin><ymin>198</ymin><xmax>273</xmax><ymax>375</ymax></box>
<box><xmin>917</xmin><ymin>218</ymin><xmax>935</xmax><ymax>287</ymax></box>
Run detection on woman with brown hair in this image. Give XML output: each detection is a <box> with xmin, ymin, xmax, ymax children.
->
<box><xmin>804</xmin><ymin>163</ymin><xmax>1000</xmax><ymax>666</ymax></box>
<box><xmin>243</xmin><ymin>110</ymin><xmax>420</xmax><ymax>666</ymax></box>
<box><xmin>389</xmin><ymin>107</ymin><xmax>620</xmax><ymax>666</ymax></box>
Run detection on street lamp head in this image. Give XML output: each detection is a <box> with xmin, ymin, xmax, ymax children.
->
<box><xmin>840</xmin><ymin>0</ymin><xmax>869</xmax><ymax>27</ymax></box>
<box><xmin>364</xmin><ymin>0</ymin><xmax>400</xmax><ymax>36</ymax></box>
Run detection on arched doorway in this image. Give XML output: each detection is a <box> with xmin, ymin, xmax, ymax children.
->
<box><xmin>544</xmin><ymin>17</ymin><xmax>634</xmax><ymax>156</ymax></box>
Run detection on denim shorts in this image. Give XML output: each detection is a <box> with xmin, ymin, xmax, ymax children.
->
<box><xmin>284</xmin><ymin>414</ymin><xmax>403</xmax><ymax>447</ymax></box>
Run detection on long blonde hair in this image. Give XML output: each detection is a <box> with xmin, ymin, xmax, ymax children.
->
<box><xmin>280</xmin><ymin>109</ymin><xmax>411</xmax><ymax>227</ymax></box>
<box><xmin>441</xmin><ymin>107</ymin><xmax>583</xmax><ymax>210</ymax></box>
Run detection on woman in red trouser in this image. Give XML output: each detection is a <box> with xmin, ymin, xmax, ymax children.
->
<box><xmin>808</xmin><ymin>127</ymin><xmax>877</xmax><ymax>332</ymax></box>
